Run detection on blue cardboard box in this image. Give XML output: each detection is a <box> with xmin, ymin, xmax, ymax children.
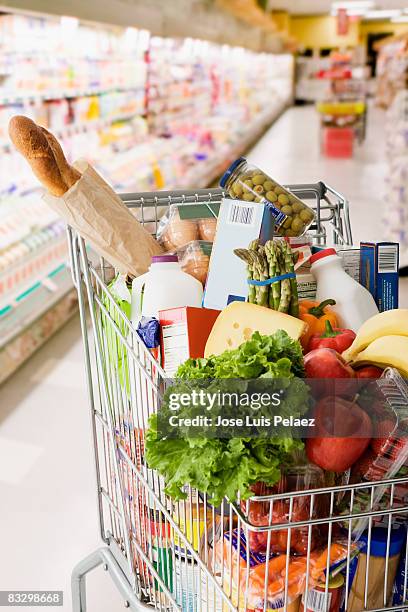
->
<box><xmin>360</xmin><ymin>242</ymin><xmax>399</xmax><ymax>312</ymax></box>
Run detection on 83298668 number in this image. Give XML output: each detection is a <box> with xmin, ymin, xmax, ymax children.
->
<box><xmin>0</xmin><ymin>591</ymin><xmax>63</xmax><ymax>606</ymax></box>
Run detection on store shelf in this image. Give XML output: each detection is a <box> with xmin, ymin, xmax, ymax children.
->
<box><xmin>0</xmin><ymin>262</ymin><xmax>74</xmax><ymax>350</ymax></box>
<box><xmin>0</xmin><ymin>85</ymin><xmax>144</xmax><ymax>106</ymax></box>
<box><xmin>0</xmin><ymin>112</ymin><xmax>142</xmax><ymax>151</ymax></box>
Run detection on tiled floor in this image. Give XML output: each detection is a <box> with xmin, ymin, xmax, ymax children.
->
<box><xmin>0</xmin><ymin>104</ymin><xmax>405</xmax><ymax>611</ymax></box>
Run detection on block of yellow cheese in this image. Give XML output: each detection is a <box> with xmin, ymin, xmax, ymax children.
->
<box><xmin>204</xmin><ymin>302</ymin><xmax>307</xmax><ymax>357</ymax></box>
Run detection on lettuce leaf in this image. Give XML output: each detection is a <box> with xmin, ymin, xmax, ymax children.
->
<box><xmin>145</xmin><ymin>330</ymin><xmax>308</xmax><ymax>506</ymax></box>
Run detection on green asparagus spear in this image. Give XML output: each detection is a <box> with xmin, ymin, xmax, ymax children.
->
<box><xmin>234</xmin><ymin>248</ymin><xmax>256</xmax><ymax>303</ymax></box>
<box><xmin>256</xmin><ymin>245</ymin><xmax>270</xmax><ymax>307</ymax></box>
<box><xmin>285</xmin><ymin>242</ymin><xmax>299</xmax><ymax>317</ymax></box>
<box><xmin>277</xmin><ymin>240</ymin><xmax>291</xmax><ymax>314</ymax></box>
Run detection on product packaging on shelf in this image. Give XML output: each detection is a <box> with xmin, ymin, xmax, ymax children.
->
<box><xmin>175</xmin><ymin>240</ymin><xmax>212</xmax><ymax>286</ymax></box>
<box><xmin>203</xmin><ymin>198</ymin><xmax>277</xmax><ymax>310</ymax></box>
<box><xmin>158</xmin><ymin>306</ymin><xmax>220</xmax><ymax>377</ymax></box>
<box><xmin>219</xmin><ymin>157</ymin><xmax>316</xmax><ymax>238</ymax></box>
<box><xmin>157</xmin><ymin>201</ymin><xmax>218</xmax><ymax>251</ymax></box>
<box><xmin>360</xmin><ymin>242</ymin><xmax>399</xmax><ymax>312</ymax></box>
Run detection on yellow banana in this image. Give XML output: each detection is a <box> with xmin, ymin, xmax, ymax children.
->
<box><xmin>343</xmin><ymin>309</ymin><xmax>408</xmax><ymax>362</ymax></box>
<box><xmin>351</xmin><ymin>335</ymin><xmax>408</xmax><ymax>376</ymax></box>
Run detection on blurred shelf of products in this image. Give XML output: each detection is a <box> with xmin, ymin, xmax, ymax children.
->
<box><xmin>0</xmin><ymin>10</ymin><xmax>294</xmax><ymax>382</ymax></box>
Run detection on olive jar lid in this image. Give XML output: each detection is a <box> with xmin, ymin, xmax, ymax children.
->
<box><xmin>219</xmin><ymin>157</ymin><xmax>246</xmax><ymax>189</ymax></box>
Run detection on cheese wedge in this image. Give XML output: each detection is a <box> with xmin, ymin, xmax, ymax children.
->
<box><xmin>204</xmin><ymin>301</ymin><xmax>307</xmax><ymax>357</ymax></box>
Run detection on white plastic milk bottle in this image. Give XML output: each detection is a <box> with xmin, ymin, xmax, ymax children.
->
<box><xmin>310</xmin><ymin>248</ymin><xmax>379</xmax><ymax>332</ymax></box>
<box><xmin>131</xmin><ymin>254</ymin><xmax>203</xmax><ymax>324</ymax></box>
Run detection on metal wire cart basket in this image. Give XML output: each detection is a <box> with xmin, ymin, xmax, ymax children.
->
<box><xmin>68</xmin><ymin>184</ymin><xmax>408</xmax><ymax>612</ymax></box>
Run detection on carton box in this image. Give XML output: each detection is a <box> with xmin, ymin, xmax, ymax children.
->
<box><xmin>203</xmin><ymin>197</ymin><xmax>281</xmax><ymax>310</ymax></box>
<box><xmin>159</xmin><ymin>306</ymin><xmax>220</xmax><ymax>376</ymax></box>
<box><xmin>360</xmin><ymin>242</ymin><xmax>399</xmax><ymax>312</ymax></box>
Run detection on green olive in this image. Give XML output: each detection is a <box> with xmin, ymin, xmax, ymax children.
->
<box><xmin>283</xmin><ymin>216</ymin><xmax>293</xmax><ymax>229</ymax></box>
<box><xmin>300</xmin><ymin>208</ymin><xmax>314</xmax><ymax>222</ymax></box>
<box><xmin>281</xmin><ymin>205</ymin><xmax>293</xmax><ymax>216</ymax></box>
<box><xmin>278</xmin><ymin>194</ymin><xmax>289</xmax><ymax>206</ymax></box>
<box><xmin>284</xmin><ymin>229</ymin><xmax>297</xmax><ymax>237</ymax></box>
<box><xmin>274</xmin><ymin>186</ymin><xmax>285</xmax><ymax>195</ymax></box>
<box><xmin>243</xmin><ymin>193</ymin><xmax>255</xmax><ymax>202</ymax></box>
<box><xmin>253</xmin><ymin>184</ymin><xmax>265</xmax><ymax>194</ymax></box>
<box><xmin>252</xmin><ymin>174</ymin><xmax>266</xmax><ymax>186</ymax></box>
<box><xmin>232</xmin><ymin>182</ymin><xmax>243</xmax><ymax>196</ymax></box>
<box><xmin>292</xmin><ymin>201</ymin><xmax>303</xmax><ymax>214</ymax></box>
<box><xmin>291</xmin><ymin>217</ymin><xmax>305</xmax><ymax>233</ymax></box>
<box><xmin>264</xmin><ymin>180</ymin><xmax>274</xmax><ymax>191</ymax></box>
<box><xmin>265</xmin><ymin>190</ymin><xmax>278</xmax><ymax>202</ymax></box>
<box><xmin>244</xmin><ymin>179</ymin><xmax>254</xmax><ymax>188</ymax></box>
<box><xmin>254</xmin><ymin>195</ymin><xmax>264</xmax><ymax>203</ymax></box>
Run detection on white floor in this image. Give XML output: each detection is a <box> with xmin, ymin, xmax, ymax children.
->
<box><xmin>0</xmin><ymin>104</ymin><xmax>404</xmax><ymax>611</ymax></box>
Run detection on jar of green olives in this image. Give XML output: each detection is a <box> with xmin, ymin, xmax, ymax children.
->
<box><xmin>219</xmin><ymin>158</ymin><xmax>316</xmax><ymax>237</ymax></box>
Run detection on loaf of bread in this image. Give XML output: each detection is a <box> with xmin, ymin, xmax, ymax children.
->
<box><xmin>8</xmin><ymin>115</ymin><xmax>81</xmax><ymax>196</ymax></box>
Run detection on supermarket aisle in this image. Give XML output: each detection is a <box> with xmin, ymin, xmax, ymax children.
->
<box><xmin>0</xmin><ymin>104</ymin><xmax>403</xmax><ymax>611</ymax></box>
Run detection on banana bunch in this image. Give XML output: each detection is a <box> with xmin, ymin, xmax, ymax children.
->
<box><xmin>342</xmin><ymin>309</ymin><xmax>408</xmax><ymax>376</ymax></box>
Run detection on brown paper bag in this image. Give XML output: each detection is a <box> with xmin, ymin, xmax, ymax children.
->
<box><xmin>43</xmin><ymin>159</ymin><xmax>162</xmax><ymax>277</ymax></box>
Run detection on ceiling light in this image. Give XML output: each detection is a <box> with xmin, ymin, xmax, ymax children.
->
<box><xmin>60</xmin><ymin>16</ymin><xmax>79</xmax><ymax>31</ymax></box>
<box><xmin>364</xmin><ymin>9</ymin><xmax>401</xmax><ymax>19</ymax></box>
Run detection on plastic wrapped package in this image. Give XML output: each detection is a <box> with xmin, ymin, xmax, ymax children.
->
<box><xmin>242</xmin><ymin>465</ymin><xmax>325</xmax><ymax>556</ymax></box>
<box><xmin>214</xmin><ymin>529</ymin><xmax>356</xmax><ymax>611</ymax></box>
<box><xmin>219</xmin><ymin>157</ymin><xmax>316</xmax><ymax>238</ymax></box>
<box><xmin>157</xmin><ymin>202</ymin><xmax>218</xmax><ymax>251</ymax></box>
<box><xmin>347</xmin><ymin>369</ymin><xmax>408</xmax><ymax>533</ymax></box>
<box><xmin>175</xmin><ymin>240</ymin><xmax>212</xmax><ymax>285</ymax></box>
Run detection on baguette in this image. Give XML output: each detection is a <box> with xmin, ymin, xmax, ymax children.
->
<box><xmin>8</xmin><ymin>115</ymin><xmax>81</xmax><ymax>196</ymax></box>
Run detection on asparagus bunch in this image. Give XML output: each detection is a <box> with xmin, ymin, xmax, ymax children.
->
<box><xmin>234</xmin><ymin>238</ymin><xmax>299</xmax><ymax>316</ymax></box>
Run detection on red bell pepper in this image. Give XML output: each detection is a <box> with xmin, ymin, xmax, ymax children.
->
<box><xmin>308</xmin><ymin>320</ymin><xmax>356</xmax><ymax>354</ymax></box>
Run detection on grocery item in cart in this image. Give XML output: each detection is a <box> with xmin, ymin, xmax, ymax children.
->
<box><xmin>242</xmin><ymin>465</ymin><xmax>325</xmax><ymax>556</ymax></box>
<box><xmin>347</xmin><ymin>526</ymin><xmax>405</xmax><ymax>612</ymax></box>
<box><xmin>310</xmin><ymin>248</ymin><xmax>378</xmax><ymax>332</ymax></box>
<box><xmin>392</xmin><ymin>529</ymin><xmax>408</xmax><ymax>607</ymax></box>
<box><xmin>157</xmin><ymin>201</ymin><xmax>218</xmax><ymax>250</ymax></box>
<box><xmin>204</xmin><ymin>301</ymin><xmax>307</xmax><ymax>357</ymax></box>
<box><xmin>360</xmin><ymin>242</ymin><xmax>399</xmax><ymax>312</ymax></box>
<box><xmin>342</xmin><ymin>308</ymin><xmax>408</xmax><ymax>364</ymax></box>
<box><xmin>299</xmin><ymin>573</ymin><xmax>344</xmax><ymax>612</ymax></box>
<box><xmin>233</xmin><ymin>239</ymin><xmax>299</xmax><ymax>316</ymax></box>
<box><xmin>219</xmin><ymin>157</ymin><xmax>316</xmax><ymax>238</ymax></box>
<box><xmin>347</xmin><ymin>369</ymin><xmax>408</xmax><ymax>533</ymax></box>
<box><xmin>203</xmin><ymin>199</ymin><xmax>281</xmax><ymax>310</ymax></box>
<box><xmin>131</xmin><ymin>255</ymin><xmax>203</xmax><ymax>323</ymax></box>
<box><xmin>8</xmin><ymin>116</ymin><xmax>163</xmax><ymax>277</ymax></box>
<box><xmin>175</xmin><ymin>240</ymin><xmax>212</xmax><ymax>285</ymax></box>
<box><xmin>159</xmin><ymin>306</ymin><xmax>220</xmax><ymax>377</ymax></box>
<box><xmin>216</xmin><ymin>530</ymin><xmax>354</xmax><ymax>611</ymax></box>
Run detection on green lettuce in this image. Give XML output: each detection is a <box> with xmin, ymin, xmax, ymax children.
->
<box><xmin>145</xmin><ymin>330</ymin><xmax>309</xmax><ymax>505</ymax></box>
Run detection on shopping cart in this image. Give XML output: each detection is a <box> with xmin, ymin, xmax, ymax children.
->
<box><xmin>68</xmin><ymin>184</ymin><xmax>408</xmax><ymax>612</ymax></box>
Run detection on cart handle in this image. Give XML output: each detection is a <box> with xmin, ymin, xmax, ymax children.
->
<box><xmin>286</xmin><ymin>181</ymin><xmax>327</xmax><ymax>199</ymax></box>
<box><xmin>120</xmin><ymin>182</ymin><xmax>328</xmax><ymax>203</ymax></box>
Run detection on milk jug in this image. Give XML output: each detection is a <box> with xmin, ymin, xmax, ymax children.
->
<box><xmin>310</xmin><ymin>248</ymin><xmax>379</xmax><ymax>332</ymax></box>
<box><xmin>131</xmin><ymin>255</ymin><xmax>203</xmax><ymax>323</ymax></box>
